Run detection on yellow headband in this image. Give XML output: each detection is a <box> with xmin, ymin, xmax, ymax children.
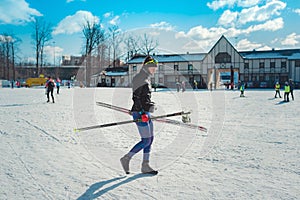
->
<box><xmin>144</xmin><ymin>59</ymin><xmax>158</xmax><ymax>66</ymax></box>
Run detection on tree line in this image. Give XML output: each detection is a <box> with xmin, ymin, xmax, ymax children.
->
<box><xmin>0</xmin><ymin>16</ymin><xmax>158</xmax><ymax>86</ymax></box>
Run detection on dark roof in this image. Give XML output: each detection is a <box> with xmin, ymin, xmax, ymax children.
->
<box><xmin>127</xmin><ymin>53</ymin><xmax>206</xmax><ymax>64</ymax></box>
<box><xmin>105</xmin><ymin>66</ymin><xmax>128</xmax><ymax>72</ymax></box>
<box><xmin>240</xmin><ymin>49</ymin><xmax>300</xmax><ymax>60</ymax></box>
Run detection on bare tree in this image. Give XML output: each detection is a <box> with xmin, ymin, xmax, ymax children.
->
<box><xmin>31</xmin><ymin>17</ymin><xmax>52</xmax><ymax>77</ymax></box>
<box><xmin>0</xmin><ymin>34</ymin><xmax>11</xmax><ymax>79</ymax></box>
<box><xmin>0</xmin><ymin>33</ymin><xmax>20</xmax><ymax>80</ymax></box>
<box><xmin>123</xmin><ymin>34</ymin><xmax>141</xmax><ymax>61</ymax></box>
<box><xmin>108</xmin><ymin>25</ymin><xmax>122</xmax><ymax>67</ymax></box>
<box><xmin>82</xmin><ymin>18</ymin><xmax>105</xmax><ymax>87</ymax></box>
<box><xmin>140</xmin><ymin>33</ymin><xmax>159</xmax><ymax>56</ymax></box>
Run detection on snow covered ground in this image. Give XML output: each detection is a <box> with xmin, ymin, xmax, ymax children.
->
<box><xmin>0</xmin><ymin>87</ymin><xmax>299</xmax><ymax>200</ymax></box>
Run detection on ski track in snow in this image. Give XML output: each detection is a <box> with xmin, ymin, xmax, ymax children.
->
<box><xmin>0</xmin><ymin>87</ymin><xmax>299</xmax><ymax>199</ymax></box>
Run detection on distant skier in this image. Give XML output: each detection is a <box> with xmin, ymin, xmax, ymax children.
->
<box><xmin>176</xmin><ymin>81</ymin><xmax>181</xmax><ymax>92</ymax></box>
<box><xmin>56</xmin><ymin>78</ymin><xmax>61</xmax><ymax>94</ymax></box>
<box><xmin>120</xmin><ymin>55</ymin><xmax>158</xmax><ymax>175</ymax></box>
<box><xmin>284</xmin><ymin>81</ymin><xmax>290</xmax><ymax>102</ymax></box>
<box><xmin>45</xmin><ymin>76</ymin><xmax>55</xmax><ymax>103</ymax></box>
<box><xmin>289</xmin><ymin>79</ymin><xmax>294</xmax><ymax>100</ymax></box>
<box><xmin>193</xmin><ymin>80</ymin><xmax>198</xmax><ymax>90</ymax></box>
<box><xmin>274</xmin><ymin>82</ymin><xmax>281</xmax><ymax>98</ymax></box>
<box><xmin>181</xmin><ymin>81</ymin><xmax>186</xmax><ymax>92</ymax></box>
<box><xmin>239</xmin><ymin>81</ymin><xmax>245</xmax><ymax>97</ymax></box>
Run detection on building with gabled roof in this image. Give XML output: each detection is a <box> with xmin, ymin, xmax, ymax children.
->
<box><xmin>127</xmin><ymin>35</ymin><xmax>300</xmax><ymax>89</ymax></box>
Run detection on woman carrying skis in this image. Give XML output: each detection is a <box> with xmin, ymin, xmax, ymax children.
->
<box><xmin>120</xmin><ymin>55</ymin><xmax>158</xmax><ymax>175</ymax></box>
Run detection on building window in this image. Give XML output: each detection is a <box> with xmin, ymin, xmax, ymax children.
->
<box><xmin>215</xmin><ymin>52</ymin><xmax>231</xmax><ymax>63</ymax></box>
<box><xmin>188</xmin><ymin>64</ymin><xmax>193</xmax><ymax>71</ymax></box>
<box><xmin>244</xmin><ymin>63</ymin><xmax>249</xmax><ymax>69</ymax></box>
<box><xmin>259</xmin><ymin>62</ymin><xmax>264</xmax><ymax>68</ymax></box>
<box><xmin>159</xmin><ymin>77</ymin><xmax>163</xmax><ymax>84</ymax></box>
<box><xmin>174</xmin><ymin>64</ymin><xmax>179</xmax><ymax>71</ymax></box>
<box><xmin>159</xmin><ymin>65</ymin><xmax>164</xmax><ymax>71</ymax></box>
<box><xmin>281</xmin><ymin>61</ymin><xmax>287</xmax><ymax>72</ymax></box>
<box><xmin>133</xmin><ymin>66</ymin><xmax>137</xmax><ymax>71</ymax></box>
<box><xmin>270</xmin><ymin>62</ymin><xmax>275</xmax><ymax>68</ymax></box>
<box><xmin>295</xmin><ymin>60</ymin><xmax>300</xmax><ymax>67</ymax></box>
<box><xmin>259</xmin><ymin>75</ymin><xmax>264</xmax><ymax>81</ymax></box>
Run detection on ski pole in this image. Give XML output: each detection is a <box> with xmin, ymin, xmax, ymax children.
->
<box><xmin>96</xmin><ymin>101</ymin><xmax>207</xmax><ymax>132</ymax></box>
<box><xmin>74</xmin><ymin>111</ymin><xmax>191</xmax><ymax>132</ymax></box>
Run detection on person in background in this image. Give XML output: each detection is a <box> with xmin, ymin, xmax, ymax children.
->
<box><xmin>284</xmin><ymin>81</ymin><xmax>290</xmax><ymax>102</ymax></box>
<box><xmin>120</xmin><ymin>55</ymin><xmax>158</xmax><ymax>175</ymax></box>
<box><xmin>45</xmin><ymin>76</ymin><xmax>55</xmax><ymax>103</ymax></box>
<box><xmin>176</xmin><ymin>81</ymin><xmax>181</xmax><ymax>92</ymax></box>
<box><xmin>239</xmin><ymin>81</ymin><xmax>245</xmax><ymax>97</ymax></box>
<box><xmin>289</xmin><ymin>79</ymin><xmax>294</xmax><ymax>100</ymax></box>
<box><xmin>274</xmin><ymin>82</ymin><xmax>282</xmax><ymax>98</ymax></box>
<box><xmin>193</xmin><ymin>80</ymin><xmax>198</xmax><ymax>90</ymax></box>
<box><xmin>56</xmin><ymin>78</ymin><xmax>61</xmax><ymax>94</ymax></box>
<box><xmin>181</xmin><ymin>81</ymin><xmax>186</xmax><ymax>92</ymax></box>
<box><xmin>16</xmin><ymin>81</ymin><xmax>20</xmax><ymax>88</ymax></box>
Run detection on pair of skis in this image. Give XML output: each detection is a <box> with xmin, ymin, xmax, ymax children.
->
<box><xmin>95</xmin><ymin>101</ymin><xmax>207</xmax><ymax>132</ymax></box>
<box><xmin>74</xmin><ymin>101</ymin><xmax>207</xmax><ymax>132</ymax></box>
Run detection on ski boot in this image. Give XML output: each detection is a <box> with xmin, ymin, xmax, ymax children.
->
<box><xmin>120</xmin><ymin>154</ymin><xmax>131</xmax><ymax>174</ymax></box>
<box><xmin>141</xmin><ymin>160</ymin><xmax>158</xmax><ymax>175</ymax></box>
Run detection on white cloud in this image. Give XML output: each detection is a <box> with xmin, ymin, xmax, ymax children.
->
<box><xmin>176</xmin><ymin>18</ymin><xmax>283</xmax><ymax>40</ymax></box>
<box><xmin>207</xmin><ymin>0</ymin><xmax>236</xmax><ymax>10</ymax></box>
<box><xmin>237</xmin><ymin>0</ymin><xmax>262</xmax><ymax>8</ymax></box>
<box><xmin>281</xmin><ymin>33</ymin><xmax>300</xmax><ymax>46</ymax></box>
<box><xmin>104</xmin><ymin>12</ymin><xmax>112</xmax><ymax>18</ymax></box>
<box><xmin>207</xmin><ymin>0</ymin><xmax>262</xmax><ymax>10</ymax></box>
<box><xmin>175</xmin><ymin>17</ymin><xmax>284</xmax><ymax>52</ymax></box>
<box><xmin>52</xmin><ymin>11</ymin><xmax>100</xmax><ymax>35</ymax></box>
<box><xmin>218</xmin><ymin>10</ymin><xmax>238</xmax><ymax>27</ymax></box>
<box><xmin>238</xmin><ymin>0</ymin><xmax>286</xmax><ymax>25</ymax></box>
<box><xmin>150</xmin><ymin>22</ymin><xmax>175</xmax><ymax>31</ymax></box>
<box><xmin>244</xmin><ymin>17</ymin><xmax>284</xmax><ymax>33</ymax></box>
<box><xmin>175</xmin><ymin>25</ymin><xmax>228</xmax><ymax>40</ymax></box>
<box><xmin>0</xmin><ymin>35</ymin><xmax>13</xmax><ymax>42</ymax></box>
<box><xmin>237</xmin><ymin>38</ymin><xmax>262</xmax><ymax>51</ymax></box>
<box><xmin>109</xmin><ymin>16</ymin><xmax>120</xmax><ymax>25</ymax></box>
<box><xmin>44</xmin><ymin>45</ymin><xmax>64</xmax><ymax>58</ymax></box>
<box><xmin>0</xmin><ymin>0</ymin><xmax>42</xmax><ymax>24</ymax></box>
<box><xmin>294</xmin><ymin>9</ymin><xmax>300</xmax><ymax>15</ymax></box>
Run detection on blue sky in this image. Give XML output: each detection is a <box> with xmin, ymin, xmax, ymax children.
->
<box><xmin>0</xmin><ymin>0</ymin><xmax>300</xmax><ymax>64</ymax></box>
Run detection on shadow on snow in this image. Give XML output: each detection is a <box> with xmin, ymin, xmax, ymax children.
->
<box><xmin>77</xmin><ymin>173</ymin><xmax>156</xmax><ymax>200</ymax></box>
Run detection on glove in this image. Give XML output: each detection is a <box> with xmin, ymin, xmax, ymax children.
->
<box><xmin>139</xmin><ymin>111</ymin><xmax>149</xmax><ymax>122</ymax></box>
<box><xmin>148</xmin><ymin>102</ymin><xmax>156</xmax><ymax>113</ymax></box>
<box><xmin>141</xmin><ymin>113</ymin><xmax>149</xmax><ymax>122</ymax></box>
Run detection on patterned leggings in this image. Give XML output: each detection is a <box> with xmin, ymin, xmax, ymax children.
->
<box><xmin>128</xmin><ymin>112</ymin><xmax>154</xmax><ymax>161</ymax></box>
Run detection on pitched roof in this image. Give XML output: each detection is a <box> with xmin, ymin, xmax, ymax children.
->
<box><xmin>127</xmin><ymin>53</ymin><xmax>206</xmax><ymax>64</ymax></box>
<box><xmin>240</xmin><ymin>49</ymin><xmax>300</xmax><ymax>60</ymax></box>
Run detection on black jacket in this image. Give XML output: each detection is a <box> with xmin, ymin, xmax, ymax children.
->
<box><xmin>131</xmin><ymin>68</ymin><xmax>153</xmax><ymax>112</ymax></box>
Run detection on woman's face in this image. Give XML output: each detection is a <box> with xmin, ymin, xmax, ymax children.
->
<box><xmin>148</xmin><ymin>67</ymin><xmax>157</xmax><ymax>75</ymax></box>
